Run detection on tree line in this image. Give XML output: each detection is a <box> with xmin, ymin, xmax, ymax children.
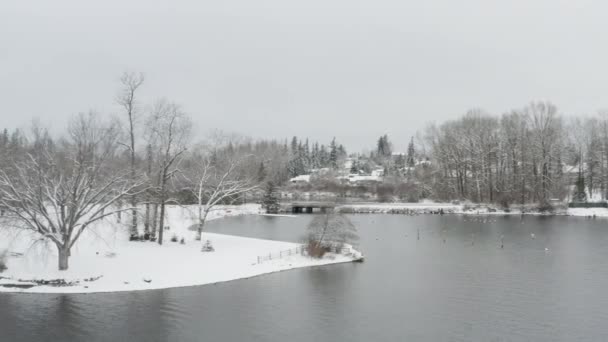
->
<box><xmin>423</xmin><ymin>101</ymin><xmax>608</xmax><ymax>206</ymax></box>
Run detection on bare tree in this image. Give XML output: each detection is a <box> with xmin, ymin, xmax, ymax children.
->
<box><xmin>306</xmin><ymin>210</ymin><xmax>358</xmax><ymax>257</ymax></box>
<box><xmin>146</xmin><ymin>99</ymin><xmax>191</xmax><ymax>245</ymax></box>
<box><xmin>0</xmin><ymin>113</ymin><xmax>143</xmax><ymax>270</ymax></box>
<box><xmin>186</xmin><ymin>153</ymin><xmax>259</xmax><ymax>241</ymax></box>
<box><xmin>526</xmin><ymin>101</ymin><xmax>561</xmax><ymax>205</ymax></box>
<box><xmin>116</xmin><ymin>71</ymin><xmax>145</xmax><ymax>238</ymax></box>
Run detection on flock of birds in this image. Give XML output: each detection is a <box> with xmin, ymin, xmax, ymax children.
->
<box><xmin>375</xmin><ymin>216</ymin><xmax>552</xmax><ymax>253</ymax></box>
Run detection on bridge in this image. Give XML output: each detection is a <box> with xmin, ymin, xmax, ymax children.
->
<box><xmin>287</xmin><ymin>201</ymin><xmax>336</xmax><ymax>213</ymax></box>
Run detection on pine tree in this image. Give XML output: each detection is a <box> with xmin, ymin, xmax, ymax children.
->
<box><xmin>574</xmin><ymin>167</ymin><xmax>587</xmax><ymax>202</ymax></box>
<box><xmin>407</xmin><ymin>137</ymin><xmax>416</xmax><ymax>167</ymax></box>
<box><xmin>0</xmin><ymin>129</ymin><xmax>8</xmax><ymax>148</ymax></box>
<box><xmin>298</xmin><ymin>141</ymin><xmax>306</xmax><ymax>173</ymax></box>
<box><xmin>320</xmin><ymin>145</ymin><xmax>329</xmax><ymax>167</ymax></box>
<box><xmin>290</xmin><ymin>136</ymin><xmax>298</xmax><ymax>154</ymax></box>
<box><xmin>262</xmin><ymin>181</ymin><xmax>280</xmax><ymax>214</ymax></box>
<box><xmin>350</xmin><ymin>159</ymin><xmax>359</xmax><ymax>174</ymax></box>
<box><xmin>376</xmin><ymin>134</ymin><xmax>392</xmax><ymax>159</ymax></box>
<box><xmin>338</xmin><ymin>144</ymin><xmax>347</xmax><ymax>159</ymax></box>
<box><xmin>311</xmin><ymin>142</ymin><xmax>320</xmax><ymax>169</ymax></box>
<box><xmin>304</xmin><ymin>139</ymin><xmax>310</xmax><ymax>170</ymax></box>
<box><xmin>257</xmin><ymin>161</ymin><xmax>267</xmax><ymax>182</ymax></box>
<box><xmin>377</xmin><ymin>136</ymin><xmax>385</xmax><ymax>157</ymax></box>
<box><xmin>395</xmin><ymin>154</ymin><xmax>405</xmax><ymax>169</ymax></box>
<box><xmin>329</xmin><ymin>137</ymin><xmax>338</xmax><ymax>169</ymax></box>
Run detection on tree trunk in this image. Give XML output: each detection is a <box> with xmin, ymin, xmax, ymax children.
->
<box><xmin>197</xmin><ymin>207</ymin><xmax>210</xmax><ymax>240</ymax></box>
<box><xmin>158</xmin><ymin>201</ymin><xmax>165</xmax><ymax>245</ymax></box>
<box><xmin>158</xmin><ymin>174</ymin><xmax>167</xmax><ymax>245</ymax></box>
<box><xmin>144</xmin><ymin>202</ymin><xmax>150</xmax><ymax>235</ymax></box>
<box><xmin>129</xmin><ymin>116</ymin><xmax>138</xmax><ymax>236</ymax></box>
<box><xmin>131</xmin><ymin>206</ymin><xmax>138</xmax><ymax>237</ymax></box>
<box><xmin>151</xmin><ymin>203</ymin><xmax>158</xmax><ymax>238</ymax></box>
<box><xmin>58</xmin><ymin>246</ymin><xmax>70</xmax><ymax>271</ymax></box>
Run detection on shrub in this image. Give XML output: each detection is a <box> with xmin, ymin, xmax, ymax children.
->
<box><xmin>306</xmin><ymin>240</ymin><xmax>329</xmax><ymax>258</ymax></box>
<box><xmin>170</xmin><ymin>234</ymin><xmax>178</xmax><ymax>243</ymax></box>
<box><xmin>201</xmin><ymin>240</ymin><xmax>215</xmax><ymax>252</ymax></box>
<box><xmin>0</xmin><ymin>250</ymin><xmax>7</xmax><ymax>273</ymax></box>
<box><xmin>376</xmin><ymin>184</ymin><xmax>395</xmax><ymax>203</ymax></box>
<box><xmin>537</xmin><ymin>201</ymin><xmax>554</xmax><ymax>213</ymax></box>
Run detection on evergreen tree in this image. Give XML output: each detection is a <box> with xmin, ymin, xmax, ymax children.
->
<box><xmin>261</xmin><ymin>181</ymin><xmax>280</xmax><ymax>214</ymax></box>
<box><xmin>319</xmin><ymin>145</ymin><xmax>329</xmax><ymax>167</ymax></box>
<box><xmin>298</xmin><ymin>141</ymin><xmax>306</xmax><ymax>173</ymax></box>
<box><xmin>574</xmin><ymin>167</ymin><xmax>587</xmax><ymax>202</ymax></box>
<box><xmin>311</xmin><ymin>142</ymin><xmax>320</xmax><ymax>169</ymax></box>
<box><xmin>350</xmin><ymin>159</ymin><xmax>360</xmax><ymax>174</ymax></box>
<box><xmin>407</xmin><ymin>137</ymin><xmax>416</xmax><ymax>167</ymax></box>
<box><xmin>290</xmin><ymin>136</ymin><xmax>298</xmax><ymax>154</ymax></box>
<box><xmin>377</xmin><ymin>136</ymin><xmax>385</xmax><ymax>157</ymax></box>
<box><xmin>329</xmin><ymin>137</ymin><xmax>338</xmax><ymax>169</ymax></box>
<box><xmin>376</xmin><ymin>134</ymin><xmax>392</xmax><ymax>159</ymax></box>
<box><xmin>304</xmin><ymin>139</ymin><xmax>310</xmax><ymax>170</ymax></box>
<box><xmin>0</xmin><ymin>129</ymin><xmax>8</xmax><ymax>148</ymax></box>
<box><xmin>338</xmin><ymin>144</ymin><xmax>347</xmax><ymax>159</ymax></box>
<box><xmin>257</xmin><ymin>161</ymin><xmax>267</xmax><ymax>182</ymax></box>
<box><xmin>395</xmin><ymin>154</ymin><xmax>405</xmax><ymax>169</ymax></box>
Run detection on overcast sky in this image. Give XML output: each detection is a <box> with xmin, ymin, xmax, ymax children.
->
<box><xmin>1</xmin><ymin>0</ymin><xmax>606</xmax><ymax>151</ymax></box>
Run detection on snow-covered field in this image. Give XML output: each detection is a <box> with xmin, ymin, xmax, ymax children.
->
<box><xmin>0</xmin><ymin>204</ymin><xmax>360</xmax><ymax>294</ymax></box>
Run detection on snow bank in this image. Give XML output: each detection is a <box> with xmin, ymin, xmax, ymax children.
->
<box><xmin>338</xmin><ymin>202</ymin><xmax>461</xmax><ymax>215</ymax></box>
<box><xmin>567</xmin><ymin>207</ymin><xmax>608</xmax><ymax>217</ymax></box>
<box><xmin>0</xmin><ymin>204</ymin><xmax>360</xmax><ymax>294</ymax></box>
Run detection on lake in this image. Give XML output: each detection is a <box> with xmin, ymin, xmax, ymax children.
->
<box><xmin>2</xmin><ymin>214</ymin><xmax>608</xmax><ymax>341</ymax></box>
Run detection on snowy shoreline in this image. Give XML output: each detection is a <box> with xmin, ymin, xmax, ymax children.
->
<box><xmin>1</xmin><ymin>201</ymin><xmax>602</xmax><ymax>294</ymax></box>
<box><xmin>334</xmin><ymin>201</ymin><xmax>608</xmax><ymax>218</ymax></box>
<box><xmin>0</xmin><ymin>204</ymin><xmax>361</xmax><ymax>294</ymax></box>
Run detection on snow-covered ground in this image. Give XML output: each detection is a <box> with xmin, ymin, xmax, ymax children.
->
<box><xmin>567</xmin><ymin>207</ymin><xmax>608</xmax><ymax>217</ymax></box>
<box><xmin>0</xmin><ymin>204</ymin><xmax>360</xmax><ymax>294</ymax></box>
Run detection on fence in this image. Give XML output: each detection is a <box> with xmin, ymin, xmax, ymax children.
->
<box><xmin>257</xmin><ymin>245</ymin><xmax>306</xmax><ymax>264</ymax></box>
<box><xmin>256</xmin><ymin>244</ymin><xmax>353</xmax><ymax>264</ymax></box>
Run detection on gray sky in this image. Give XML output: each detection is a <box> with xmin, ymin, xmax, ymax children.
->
<box><xmin>1</xmin><ymin>0</ymin><xmax>606</xmax><ymax>152</ymax></box>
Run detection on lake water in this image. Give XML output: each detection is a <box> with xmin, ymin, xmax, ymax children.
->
<box><xmin>2</xmin><ymin>214</ymin><xmax>608</xmax><ymax>341</ymax></box>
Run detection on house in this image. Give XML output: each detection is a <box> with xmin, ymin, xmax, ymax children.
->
<box><xmin>371</xmin><ymin>168</ymin><xmax>385</xmax><ymax>177</ymax></box>
<box><xmin>289</xmin><ymin>174</ymin><xmax>311</xmax><ymax>184</ymax></box>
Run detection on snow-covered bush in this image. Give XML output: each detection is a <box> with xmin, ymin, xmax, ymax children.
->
<box><xmin>0</xmin><ymin>250</ymin><xmax>7</xmax><ymax>273</ymax></box>
<box><xmin>201</xmin><ymin>240</ymin><xmax>215</xmax><ymax>252</ymax></box>
<box><xmin>170</xmin><ymin>234</ymin><xmax>178</xmax><ymax>243</ymax></box>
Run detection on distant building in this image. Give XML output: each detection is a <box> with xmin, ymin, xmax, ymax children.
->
<box><xmin>289</xmin><ymin>175</ymin><xmax>311</xmax><ymax>184</ymax></box>
<box><xmin>371</xmin><ymin>169</ymin><xmax>385</xmax><ymax>177</ymax></box>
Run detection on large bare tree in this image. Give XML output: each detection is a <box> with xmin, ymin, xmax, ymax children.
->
<box><xmin>146</xmin><ymin>99</ymin><xmax>191</xmax><ymax>245</ymax></box>
<box><xmin>116</xmin><ymin>71</ymin><xmax>145</xmax><ymax>238</ymax></box>
<box><xmin>0</xmin><ymin>113</ymin><xmax>143</xmax><ymax>270</ymax></box>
